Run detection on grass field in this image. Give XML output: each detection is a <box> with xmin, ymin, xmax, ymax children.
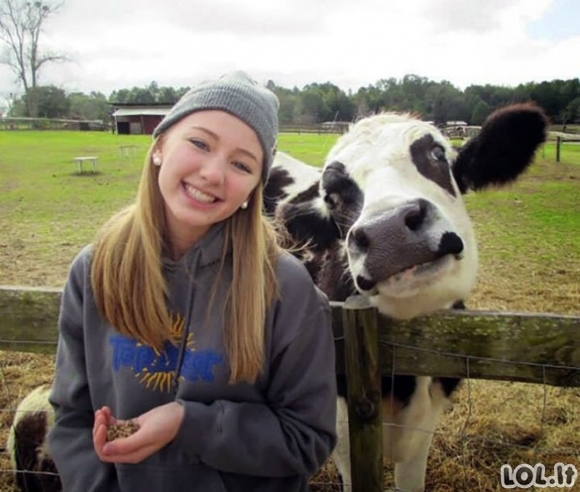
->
<box><xmin>0</xmin><ymin>130</ymin><xmax>579</xmax><ymax>491</ymax></box>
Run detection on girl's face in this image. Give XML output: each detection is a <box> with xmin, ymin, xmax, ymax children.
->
<box><xmin>155</xmin><ymin>110</ymin><xmax>263</xmax><ymax>255</ymax></box>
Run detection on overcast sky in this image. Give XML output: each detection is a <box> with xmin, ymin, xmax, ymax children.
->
<box><xmin>1</xmin><ymin>0</ymin><xmax>579</xmax><ymax>100</ymax></box>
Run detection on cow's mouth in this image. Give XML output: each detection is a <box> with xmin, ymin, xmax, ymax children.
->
<box><xmin>355</xmin><ymin>252</ymin><xmax>462</xmax><ymax>294</ymax></box>
<box><xmin>387</xmin><ymin>253</ymin><xmax>459</xmax><ymax>283</ymax></box>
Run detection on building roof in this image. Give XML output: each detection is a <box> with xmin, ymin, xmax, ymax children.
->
<box><xmin>112</xmin><ymin>107</ymin><xmax>171</xmax><ymax>117</ymax></box>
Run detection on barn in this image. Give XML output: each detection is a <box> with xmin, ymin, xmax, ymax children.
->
<box><xmin>110</xmin><ymin>103</ymin><xmax>172</xmax><ymax>135</ymax></box>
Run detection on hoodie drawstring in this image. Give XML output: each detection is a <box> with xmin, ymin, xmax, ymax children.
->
<box><xmin>171</xmin><ymin>251</ymin><xmax>200</xmax><ymax>395</ymax></box>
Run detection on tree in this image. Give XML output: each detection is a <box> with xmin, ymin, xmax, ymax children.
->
<box><xmin>68</xmin><ymin>91</ymin><xmax>109</xmax><ymax>121</ymax></box>
<box><xmin>35</xmin><ymin>84</ymin><xmax>67</xmax><ymax>117</ymax></box>
<box><xmin>109</xmin><ymin>82</ymin><xmax>188</xmax><ymax>105</ymax></box>
<box><xmin>426</xmin><ymin>82</ymin><xmax>467</xmax><ymax>125</ymax></box>
<box><xmin>470</xmin><ymin>99</ymin><xmax>492</xmax><ymax>125</ymax></box>
<box><xmin>0</xmin><ymin>0</ymin><xmax>66</xmax><ymax>118</ymax></box>
<box><xmin>9</xmin><ymin>84</ymin><xmax>68</xmax><ymax>117</ymax></box>
<box><xmin>296</xmin><ymin>85</ymin><xmax>327</xmax><ymax>124</ymax></box>
<box><xmin>561</xmin><ymin>96</ymin><xmax>580</xmax><ymax>124</ymax></box>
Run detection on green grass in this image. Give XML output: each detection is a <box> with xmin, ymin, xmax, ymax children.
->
<box><xmin>0</xmin><ymin>132</ymin><xmax>153</xmax><ymax>285</ymax></box>
<box><xmin>462</xmin><ymin>149</ymin><xmax>579</xmax><ymax>314</ymax></box>
<box><xmin>0</xmin><ymin>130</ymin><xmax>578</xmax><ymax>318</ymax></box>
<box><xmin>540</xmin><ymin>141</ymin><xmax>580</xmax><ymax>165</ymax></box>
<box><xmin>0</xmin><ymin>130</ymin><xmax>579</xmax><ymax>492</ymax></box>
<box><xmin>278</xmin><ymin>132</ymin><xmax>339</xmax><ymax>165</ymax></box>
<box><xmin>0</xmin><ymin>131</ymin><xmax>339</xmax><ymax>287</ymax></box>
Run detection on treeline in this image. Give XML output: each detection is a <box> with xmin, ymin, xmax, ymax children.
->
<box><xmin>6</xmin><ymin>75</ymin><xmax>580</xmax><ymax>126</ymax></box>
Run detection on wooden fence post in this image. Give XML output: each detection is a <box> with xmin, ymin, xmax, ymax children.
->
<box><xmin>556</xmin><ymin>136</ymin><xmax>561</xmax><ymax>162</ymax></box>
<box><xmin>343</xmin><ymin>295</ymin><xmax>383</xmax><ymax>492</ymax></box>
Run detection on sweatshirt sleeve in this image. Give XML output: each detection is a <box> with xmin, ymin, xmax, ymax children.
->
<box><xmin>172</xmin><ymin>261</ymin><xmax>338</xmax><ymax>477</ymax></box>
<box><xmin>47</xmin><ymin>248</ymin><xmax>120</xmax><ymax>492</ymax></box>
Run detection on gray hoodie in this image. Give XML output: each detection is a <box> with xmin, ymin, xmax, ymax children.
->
<box><xmin>48</xmin><ymin>223</ymin><xmax>337</xmax><ymax>492</ymax></box>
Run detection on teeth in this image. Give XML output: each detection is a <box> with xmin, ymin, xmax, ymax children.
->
<box><xmin>184</xmin><ymin>184</ymin><xmax>216</xmax><ymax>203</ymax></box>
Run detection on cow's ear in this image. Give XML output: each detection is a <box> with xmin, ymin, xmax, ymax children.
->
<box><xmin>452</xmin><ymin>103</ymin><xmax>548</xmax><ymax>194</ymax></box>
<box><xmin>321</xmin><ymin>161</ymin><xmax>362</xmax><ymax>209</ymax></box>
<box><xmin>321</xmin><ymin>161</ymin><xmax>364</xmax><ymax>237</ymax></box>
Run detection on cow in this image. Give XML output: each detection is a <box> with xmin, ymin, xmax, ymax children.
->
<box><xmin>263</xmin><ymin>103</ymin><xmax>548</xmax><ymax>491</ymax></box>
<box><xmin>7</xmin><ymin>385</ymin><xmax>60</xmax><ymax>492</ymax></box>
<box><xmin>8</xmin><ymin>103</ymin><xmax>547</xmax><ymax>492</ymax></box>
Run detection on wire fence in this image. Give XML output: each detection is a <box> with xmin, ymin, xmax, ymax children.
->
<box><xmin>0</xmin><ymin>288</ymin><xmax>579</xmax><ymax>491</ymax></box>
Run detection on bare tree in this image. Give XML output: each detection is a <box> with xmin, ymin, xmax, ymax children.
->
<box><xmin>0</xmin><ymin>0</ymin><xmax>66</xmax><ymax>118</ymax></box>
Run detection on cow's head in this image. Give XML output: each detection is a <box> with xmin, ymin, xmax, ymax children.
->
<box><xmin>319</xmin><ymin>103</ymin><xmax>547</xmax><ymax>319</ymax></box>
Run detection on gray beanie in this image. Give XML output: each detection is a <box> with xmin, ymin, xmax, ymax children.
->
<box><xmin>153</xmin><ymin>70</ymin><xmax>279</xmax><ymax>182</ymax></box>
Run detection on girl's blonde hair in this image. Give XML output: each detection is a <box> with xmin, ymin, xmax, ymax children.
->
<box><xmin>91</xmin><ymin>145</ymin><xmax>280</xmax><ymax>383</ymax></box>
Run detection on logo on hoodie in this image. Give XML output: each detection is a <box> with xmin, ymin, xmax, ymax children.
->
<box><xmin>109</xmin><ymin>313</ymin><xmax>224</xmax><ymax>392</ymax></box>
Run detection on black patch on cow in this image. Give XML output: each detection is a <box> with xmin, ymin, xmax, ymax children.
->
<box><xmin>431</xmin><ymin>299</ymin><xmax>466</xmax><ymax>398</ymax></box>
<box><xmin>263</xmin><ymin>167</ymin><xmax>294</xmax><ymax>216</ymax></box>
<box><xmin>434</xmin><ymin>377</ymin><xmax>462</xmax><ymax>397</ymax></box>
<box><xmin>13</xmin><ymin>413</ymin><xmax>61</xmax><ymax>492</ymax></box>
<box><xmin>288</xmin><ymin>182</ymin><xmax>320</xmax><ymax>205</ymax></box>
<box><xmin>315</xmin><ymin>244</ymin><xmax>355</xmax><ymax>301</ymax></box>
<box><xmin>453</xmin><ymin>103</ymin><xmax>548</xmax><ymax>194</ymax></box>
<box><xmin>337</xmin><ymin>375</ymin><xmax>418</xmax><ymax>407</ymax></box>
<box><xmin>278</xmin><ymin>201</ymin><xmax>340</xmax><ymax>254</ymax></box>
<box><xmin>410</xmin><ymin>134</ymin><xmax>456</xmax><ymax>197</ymax></box>
<box><xmin>321</xmin><ymin>161</ymin><xmax>364</xmax><ymax>238</ymax></box>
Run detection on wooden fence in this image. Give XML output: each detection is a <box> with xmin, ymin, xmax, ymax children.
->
<box><xmin>279</xmin><ymin>123</ymin><xmax>350</xmax><ymax>134</ymax></box>
<box><xmin>1</xmin><ymin>286</ymin><xmax>579</xmax><ymax>492</ymax></box>
<box><xmin>0</xmin><ymin>117</ymin><xmax>107</xmax><ymax>131</ymax></box>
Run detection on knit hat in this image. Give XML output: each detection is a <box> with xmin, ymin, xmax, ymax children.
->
<box><xmin>153</xmin><ymin>70</ymin><xmax>279</xmax><ymax>182</ymax></box>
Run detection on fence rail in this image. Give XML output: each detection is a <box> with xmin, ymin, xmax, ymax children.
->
<box><xmin>279</xmin><ymin>123</ymin><xmax>349</xmax><ymax>134</ymax></box>
<box><xmin>2</xmin><ymin>286</ymin><xmax>578</xmax><ymax>386</ymax></box>
<box><xmin>0</xmin><ymin>117</ymin><xmax>107</xmax><ymax>131</ymax></box>
<box><xmin>1</xmin><ymin>286</ymin><xmax>579</xmax><ymax>492</ymax></box>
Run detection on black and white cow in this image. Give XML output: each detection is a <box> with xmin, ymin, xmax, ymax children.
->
<box><xmin>264</xmin><ymin>103</ymin><xmax>548</xmax><ymax>492</ymax></box>
<box><xmin>7</xmin><ymin>385</ymin><xmax>60</xmax><ymax>492</ymax></box>
<box><xmin>8</xmin><ymin>103</ymin><xmax>547</xmax><ymax>492</ymax></box>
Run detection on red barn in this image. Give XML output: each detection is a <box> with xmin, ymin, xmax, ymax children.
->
<box><xmin>111</xmin><ymin>103</ymin><xmax>172</xmax><ymax>135</ymax></box>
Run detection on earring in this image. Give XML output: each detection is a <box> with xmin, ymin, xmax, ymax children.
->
<box><xmin>153</xmin><ymin>154</ymin><xmax>162</xmax><ymax>166</ymax></box>
<box><xmin>240</xmin><ymin>201</ymin><xmax>248</xmax><ymax>210</ymax></box>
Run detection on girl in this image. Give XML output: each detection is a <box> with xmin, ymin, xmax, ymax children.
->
<box><xmin>48</xmin><ymin>71</ymin><xmax>337</xmax><ymax>492</ymax></box>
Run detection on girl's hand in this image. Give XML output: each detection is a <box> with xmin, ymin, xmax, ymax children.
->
<box><xmin>93</xmin><ymin>402</ymin><xmax>184</xmax><ymax>464</ymax></box>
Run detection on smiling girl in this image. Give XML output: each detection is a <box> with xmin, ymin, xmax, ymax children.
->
<box><xmin>48</xmin><ymin>71</ymin><xmax>337</xmax><ymax>492</ymax></box>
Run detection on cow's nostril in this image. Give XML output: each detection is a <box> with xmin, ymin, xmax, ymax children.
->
<box><xmin>356</xmin><ymin>275</ymin><xmax>376</xmax><ymax>291</ymax></box>
<box><xmin>405</xmin><ymin>199</ymin><xmax>428</xmax><ymax>232</ymax></box>
<box><xmin>439</xmin><ymin>232</ymin><xmax>464</xmax><ymax>256</ymax></box>
<box><xmin>349</xmin><ymin>227</ymin><xmax>370</xmax><ymax>250</ymax></box>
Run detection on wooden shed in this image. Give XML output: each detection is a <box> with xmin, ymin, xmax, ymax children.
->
<box><xmin>110</xmin><ymin>104</ymin><xmax>172</xmax><ymax>135</ymax></box>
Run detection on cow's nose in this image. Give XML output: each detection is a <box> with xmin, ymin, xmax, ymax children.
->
<box><xmin>349</xmin><ymin>198</ymin><xmax>431</xmax><ymax>252</ymax></box>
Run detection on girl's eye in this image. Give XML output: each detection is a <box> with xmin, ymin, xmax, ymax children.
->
<box><xmin>190</xmin><ymin>139</ymin><xmax>208</xmax><ymax>151</ymax></box>
<box><xmin>233</xmin><ymin>161</ymin><xmax>252</xmax><ymax>174</ymax></box>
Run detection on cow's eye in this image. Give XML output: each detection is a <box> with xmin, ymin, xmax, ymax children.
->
<box><xmin>430</xmin><ymin>145</ymin><xmax>446</xmax><ymax>161</ymax></box>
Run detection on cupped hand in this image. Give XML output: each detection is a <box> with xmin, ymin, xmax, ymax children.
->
<box><xmin>93</xmin><ymin>402</ymin><xmax>184</xmax><ymax>464</ymax></box>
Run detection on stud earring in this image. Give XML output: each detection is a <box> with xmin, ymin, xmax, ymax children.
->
<box><xmin>240</xmin><ymin>201</ymin><xmax>248</xmax><ymax>210</ymax></box>
<box><xmin>153</xmin><ymin>154</ymin><xmax>162</xmax><ymax>166</ymax></box>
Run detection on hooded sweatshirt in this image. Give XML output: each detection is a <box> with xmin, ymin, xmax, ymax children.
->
<box><xmin>48</xmin><ymin>223</ymin><xmax>337</xmax><ymax>492</ymax></box>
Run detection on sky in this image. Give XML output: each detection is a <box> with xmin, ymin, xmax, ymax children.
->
<box><xmin>1</xmin><ymin>0</ymin><xmax>579</xmax><ymax>102</ymax></box>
